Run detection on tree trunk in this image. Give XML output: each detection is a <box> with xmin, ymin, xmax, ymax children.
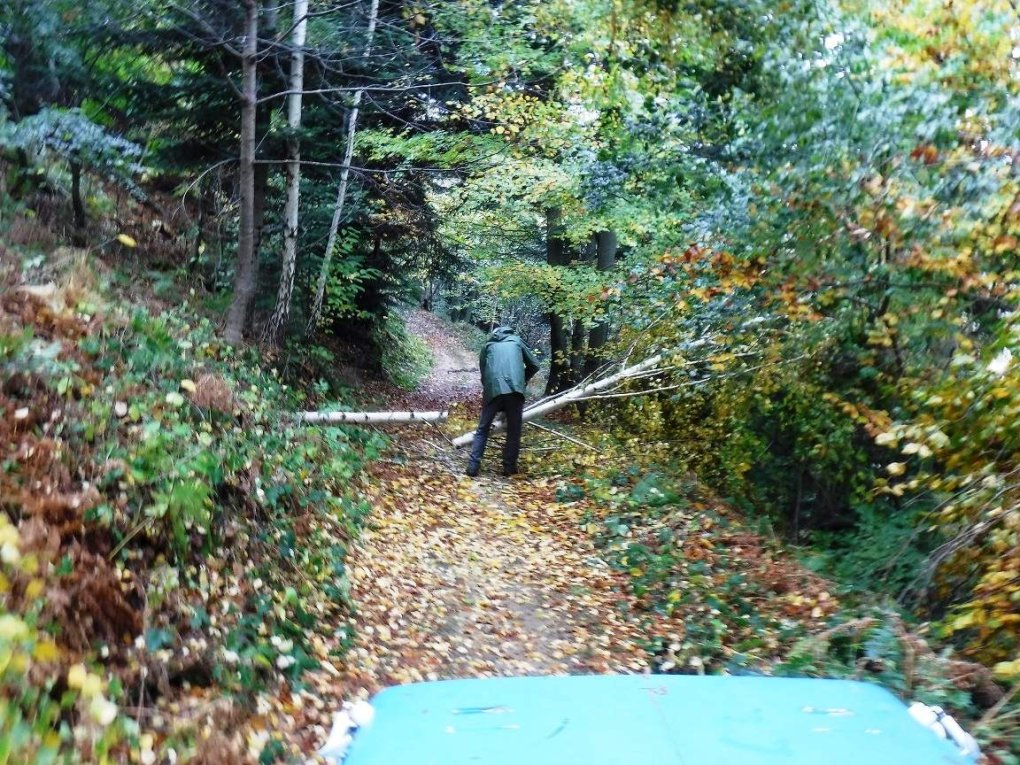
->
<box><xmin>252</xmin><ymin>147</ymin><xmax>269</xmax><ymax>266</ymax></box>
<box><xmin>251</xmin><ymin>1</ymin><xmax>278</xmax><ymax>260</ymax></box>
<box><xmin>544</xmin><ymin>207</ymin><xmax>570</xmax><ymax>395</ymax></box>
<box><xmin>547</xmin><ymin>312</ymin><xmax>568</xmax><ymax>393</ymax></box>
<box><xmin>451</xmin><ymin>353</ymin><xmax>661</xmax><ymax>446</ymax></box>
<box><xmin>298</xmin><ymin>353</ymin><xmax>664</xmax><ymax>437</ymax></box>
<box><xmin>583</xmin><ymin>230</ymin><xmax>617</xmax><ymax>379</ymax></box>
<box><xmin>567</xmin><ymin>235</ymin><xmax>597</xmax><ymax>388</ymax></box>
<box><xmin>569</xmin><ymin>318</ymin><xmax>586</xmax><ymax>386</ymax></box>
<box><xmin>301</xmin><ymin>409</ymin><xmax>449</xmax><ymax>424</ymax></box>
<box><xmin>69</xmin><ymin>157</ymin><xmax>86</xmax><ymax>245</ymax></box>
<box><xmin>265</xmin><ymin>0</ymin><xmax>308</xmax><ymax>343</ymax></box>
<box><xmin>224</xmin><ymin>0</ymin><xmax>259</xmax><ymax>346</ymax></box>
<box><xmin>306</xmin><ymin>0</ymin><xmax>380</xmax><ymax>333</ymax></box>
<box><xmin>190</xmin><ymin>177</ymin><xmax>209</xmax><ymax>272</ymax></box>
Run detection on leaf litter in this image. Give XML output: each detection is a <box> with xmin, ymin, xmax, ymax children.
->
<box><xmin>297</xmin><ymin>311</ymin><xmax>844</xmax><ymax>762</ymax></box>
<box><xmin>0</xmin><ymin>280</ymin><xmax>851</xmax><ymax>764</ymax></box>
<box><xmin>346</xmin><ymin>453</ymin><xmax>654</xmax><ymax>687</ymax></box>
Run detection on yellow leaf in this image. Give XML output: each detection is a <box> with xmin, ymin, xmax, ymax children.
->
<box><xmin>25</xmin><ymin>578</ymin><xmax>45</xmax><ymax>599</ymax></box>
<box><xmin>993</xmin><ymin>658</ymin><xmax>1020</xmax><ymax>679</ymax></box>
<box><xmin>949</xmin><ymin>612</ymin><xmax>975</xmax><ymax>632</ymax></box>
<box><xmin>886</xmin><ymin>462</ymin><xmax>907</xmax><ymax>476</ymax></box>
<box><xmin>181</xmin><ymin>379</ymin><xmax>197</xmax><ymax>393</ymax></box>
<box><xmin>81</xmin><ymin>672</ymin><xmax>103</xmax><ymax>698</ymax></box>
<box><xmin>88</xmin><ymin>694</ymin><xmax>117</xmax><ymax>725</ymax></box>
<box><xmin>116</xmin><ymin>233</ymin><xmax>137</xmax><ymax>248</ymax></box>
<box><xmin>0</xmin><ymin>614</ymin><xmax>29</xmax><ymax>640</ymax></box>
<box><xmin>67</xmin><ymin>663</ymin><xmax>87</xmax><ymax>689</ymax></box>
<box><xmin>32</xmin><ymin>639</ymin><xmax>60</xmax><ymax>663</ymax></box>
<box><xmin>10</xmin><ymin>651</ymin><xmax>29</xmax><ymax>673</ymax></box>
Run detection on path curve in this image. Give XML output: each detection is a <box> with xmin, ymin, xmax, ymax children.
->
<box><xmin>403</xmin><ymin>309</ymin><xmax>480</xmax><ymax>406</ymax></box>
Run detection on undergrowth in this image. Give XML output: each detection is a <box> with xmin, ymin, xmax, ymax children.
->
<box><xmin>521</xmin><ymin>424</ymin><xmax>1020</xmax><ymax>761</ymax></box>
<box><xmin>0</xmin><ymin>248</ymin><xmax>383</xmax><ymax>762</ymax></box>
<box><xmin>803</xmin><ymin>501</ymin><xmax>937</xmax><ymax>598</ymax></box>
<box><xmin>447</xmin><ymin>320</ymin><xmax>488</xmax><ymax>355</ymax></box>
<box><xmin>374</xmin><ymin>312</ymin><xmax>433</xmax><ymax>390</ymax></box>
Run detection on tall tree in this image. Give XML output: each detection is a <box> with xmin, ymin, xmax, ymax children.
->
<box><xmin>306</xmin><ymin>0</ymin><xmax>380</xmax><ymax>333</ymax></box>
<box><xmin>265</xmin><ymin>0</ymin><xmax>309</xmax><ymax>343</ymax></box>
<box><xmin>583</xmin><ymin>229</ymin><xmax>617</xmax><ymax>378</ymax></box>
<box><xmin>224</xmin><ymin>0</ymin><xmax>259</xmax><ymax>345</ymax></box>
<box><xmin>568</xmin><ymin>235</ymin><xmax>597</xmax><ymax>386</ymax></box>
<box><xmin>544</xmin><ymin>206</ymin><xmax>571</xmax><ymax>395</ymax></box>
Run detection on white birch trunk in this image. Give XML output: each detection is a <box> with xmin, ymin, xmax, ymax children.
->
<box><xmin>301</xmin><ymin>410</ymin><xmax>449</xmax><ymax>424</ymax></box>
<box><xmin>306</xmin><ymin>0</ymin><xmax>380</xmax><ymax>332</ymax></box>
<box><xmin>265</xmin><ymin>0</ymin><xmax>308</xmax><ymax>342</ymax></box>
<box><xmin>449</xmin><ymin>354</ymin><xmax>662</xmax><ymax>447</ymax></box>
<box><xmin>298</xmin><ymin>355</ymin><xmax>664</xmax><ymax>446</ymax></box>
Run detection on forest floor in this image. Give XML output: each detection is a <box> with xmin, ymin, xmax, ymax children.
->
<box><xmin>270</xmin><ymin>310</ymin><xmax>666</xmax><ymax>760</ymax></box>
<box><xmin>280</xmin><ymin>310</ymin><xmax>847</xmax><ymax>761</ymax></box>
<box><xmin>233</xmin><ymin>311</ymin><xmax>1013</xmax><ymax>764</ymax></box>
<box><xmin>4</xmin><ymin>261</ymin><xmax>1006</xmax><ymax>762</ymax></box>
<box><xmin>341</xmin><ymin>310</ymin><xmax>654</xmax><ymax>687</ymax></box>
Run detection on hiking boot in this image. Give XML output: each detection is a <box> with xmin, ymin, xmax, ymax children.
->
<box><xmin>502</xmin><ymin>465</ymin><xmax>518</xmax><ymax>478</ymax></box>
<box><xmin>466</xmin><ymin>463</ymin><xmax>480</xmax><ymax>477</ymax></box>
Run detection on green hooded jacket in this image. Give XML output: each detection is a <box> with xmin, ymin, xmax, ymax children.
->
<box><xmin>479</xmin><ymin>327</ymin><xmax>541</xmax><ymax>404</ymax></box>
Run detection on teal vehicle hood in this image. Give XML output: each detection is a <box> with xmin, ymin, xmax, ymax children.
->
<box><xmin>342</xmin><ymin>674</ymin><xmax>973</xmax><ymax>765</ymax></box>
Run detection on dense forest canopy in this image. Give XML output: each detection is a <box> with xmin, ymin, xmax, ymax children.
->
<box><xmin>3</xmin><ymin>0</ymin><xmax>1020</xmax><ymax>761</ymax></box>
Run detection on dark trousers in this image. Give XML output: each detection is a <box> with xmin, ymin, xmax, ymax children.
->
<box><xmin>468</xmin><ymin>393</ymin><xmax>524</xmax><ymax>472</ymax></box>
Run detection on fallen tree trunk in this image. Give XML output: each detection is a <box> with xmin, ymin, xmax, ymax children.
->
<box><xmin>298</xmin><ymin>354</ymin><xmax>663</xmax><ymax>442</ymax></box>
<box><xmin>450</xmin><ymin>354</ymin><xmax>661</xmax><ymax>447</ymax></box>
<box><xmin>300</xmin><ymin>410</ymin><xmax>448</xmax><ymax>425</ymax></box>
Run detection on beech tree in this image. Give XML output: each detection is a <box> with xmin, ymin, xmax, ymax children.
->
<box><xmin>544</xmin><ymin>207</ymin><xmax>571</xmax><ymax>395</ymax></box>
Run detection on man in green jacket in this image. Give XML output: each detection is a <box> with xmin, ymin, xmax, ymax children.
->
<box><xmin>467</xmin><ymin>326</ymin><xmax>541</xmax><ymax>477</ymax></box>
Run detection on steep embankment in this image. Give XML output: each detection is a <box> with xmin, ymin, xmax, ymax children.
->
<box><xmin>0</xmin><ymin>252</ymin><xmax>379</xmax><ymax>764</ymax></box>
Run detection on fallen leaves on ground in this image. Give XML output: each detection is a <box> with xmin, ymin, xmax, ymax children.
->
<box><xmin>266</xmin><ymin>314</ymin><xmax>852</xmax><ymax>763</ymax></box>
<box><xmin>343</xmin><ymin>451</ymin><xmax>654</xmax><ymax>691</ymax></box>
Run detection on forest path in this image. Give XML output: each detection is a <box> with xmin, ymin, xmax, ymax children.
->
<box><xmin>337</xmin><ymin>311</ymin><xmax>653</xmax><ymax>692</ymax></box>
<box><xmin>285</xmin><ymin>313</ymin><xmax>840</xmax><ymax>760</ymax></box>
<box><xmin>402</xmin><ymin>309</ymin><xmax>481</xmax><ymax>403</ymax></box>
